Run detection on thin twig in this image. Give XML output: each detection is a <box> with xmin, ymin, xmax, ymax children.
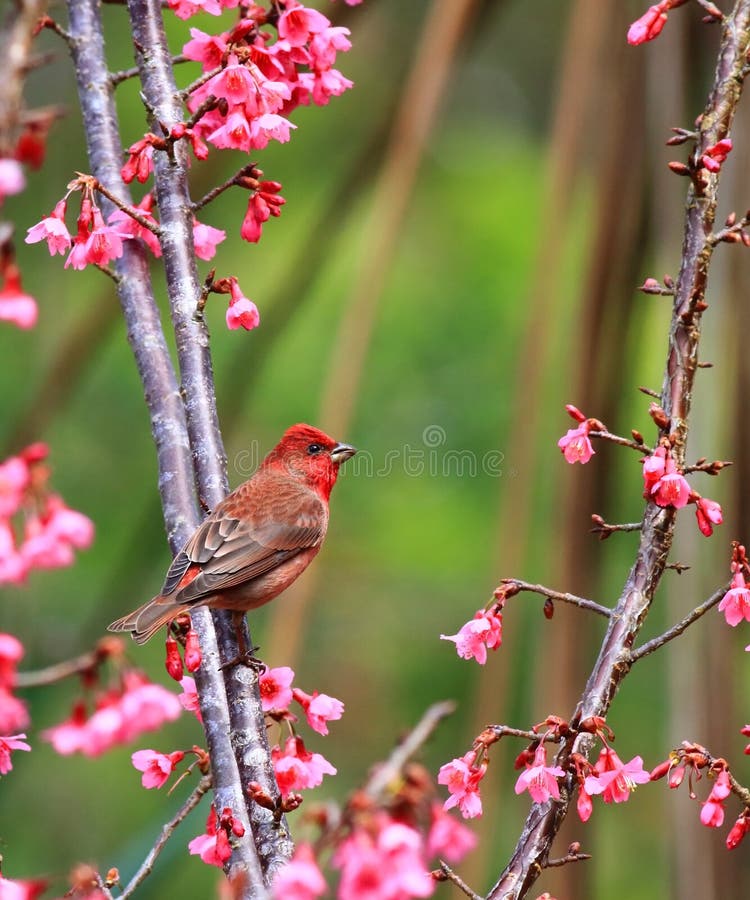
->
<box><xmin>489</xmin><ymin>725</ymin><xmax>561</xmax><ymax>743</ymax></box>
<box><xmin>544</xmin><ymin>849</ymin><xmax>592</xmax><ymax>869</ymax></box>
<box><xmin>192</xmin><ymin>164</ymin><xmax>257</xmax><ymax>211</ymax></box>
<box><xmin>683</xmin><ymin>459</ymin><xmax>732</xmax><ymax>474</ymax></box>
<box><xmin>630</xmin><ymin>582</ymin><xmax>730</xmax><ymax>663</ymax></box>
<box><xmin>590</xmin><ymin>517</ymin><xmax>642</xmax><ymax>540</ymax></box>
<box><xmin>120</xmin><ymin>776</ymin><xmax>212</xmax><ymax>899</ymax></box>
<box><xmin>437</xmin><ymin>862</ymin><xmax>483</xmax><ymax>900</ymax></box>
<box><xmin>111</xmin><ymin>53</ymin><xmax>187</xmax><ymax>87</ymax></box>
<box><xmin>588</xmin><ymin>429</ymin><xmax>653</xmax><ymax>454</ymax></box>
<box><xmin>179</xmin><ymin>64</ymin><xmax>222</xmax><ymax>100</ymax></box>
<box><xmin>93</xmin><ymin>179</ymin><xmax>162</xmax><ymax>235</ymax></box>
<box><xmin>500</xmin><ymin>579</ymin><xmax>612</xmax><ymax>618</ymax></box>
<box><xmin>364</xmin><ymin>700</ymin><xmax>457</xmax><ymax>798</ymax></box>
<box><xmin>15</xmin><ymin>645</ymin><xmax>109</xmax><ymax>688</ymax></box>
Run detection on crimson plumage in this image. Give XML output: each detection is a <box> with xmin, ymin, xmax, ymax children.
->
<box><xmin>109</xmin><ymin>424</ymin><xmax>356</xmax><ymax>644</ymax></box>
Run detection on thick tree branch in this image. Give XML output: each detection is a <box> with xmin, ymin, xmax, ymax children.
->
<box><xmin>66</xmin><ymin>1</ymin><xmax>269</xmax><ymax>893</ymax></box>
<box><xmin>125</xmin><ymin>0</ymin><xmax>291</xmax><ymax>885</ymax></box>
<box><xmin>487</xmin><ymin>5</ymin><xmax>750</xmax><ymax>897</ymax></box>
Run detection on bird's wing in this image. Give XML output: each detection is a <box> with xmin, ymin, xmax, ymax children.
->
<box><xmin>159</xmin><ymin>479</ymin><xmax>327</xmax><ymax>605</ymax></box>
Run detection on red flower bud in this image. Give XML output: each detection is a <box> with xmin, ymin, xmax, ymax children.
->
<box><xmin>165</xmin><ymin>633</ymin><xmax>184</xmax><ymax>681</ymax></box>
<box><xmin>184</xmin><ymin>628</ymin><xmax>202</xmax><ymax>672</ymax></box>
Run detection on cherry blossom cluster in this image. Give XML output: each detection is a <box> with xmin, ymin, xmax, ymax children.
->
<box><xmin>650</xmin><ymin>741</ymin><xmax>750</xmax><ymax>849</ymax></box>
<box><xmin>440</xmin><ymin>588</ymin><xmax>508</xmax><ymax>665</ymax></box>
<box><xmin>25</xmin><ymin>1</ymin><xmax>358</xmax><ymax>334</ymax></box>
<box><xmin>0</xmin><ymin>443</ymin><xmax>94</xmax><ymax>586</ymax></box>
<box><xmin>189</xmin><ymin>804</ymin><xmax>246</xmax><ymax>868</ymax></box>
<box><xmin>42</xmin><ymin>669</ymin><xmax>182</xmax><ymax>757</ymax></box>
<box><xmin>0</xmin><ymin>634</ymin><xmax>31</xmax><ymax>776</ymax></box>
<box><xmin>558</xmin><ymin>404</ymin><xmax>723</xmax><ymax>538</ymax></box>
<box><xmin>438</xmin><ymin>717</ymin><xmax>651</xmax><ymax>829</ymax></box>
<box><xmin>271</xmin><ymin>761</ymin><xmax>476</xmax><ymax>899</ymax></box>
<box><xmin>717</xmin><ymin>543</ymin><xmax>750</xmax><ymax>632</ymax></box>
<box><xmin>0</xmin><ymin>633</ymin><xmax>29</xmax><ymax>736</ymax></box>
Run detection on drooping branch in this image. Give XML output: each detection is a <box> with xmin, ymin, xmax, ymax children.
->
<box><xmin>125</xmin><ymin>0</ymin><xmax>291</xmax><ymax>884</ymax></box>
<box><xmin>498</xmin><ymin>579</ymin><xmax>612</xmax><ymax>618</ymax></box>
<box><xmin>487</xmin><ymin>4</ymin><xmax>750</xmax><ymax>897</ymax></box>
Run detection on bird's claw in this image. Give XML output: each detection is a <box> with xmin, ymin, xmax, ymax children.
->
<box><xmin>220</xmin><ymin>644</ymin><xmax>266</xmax><ymax>673</ymax></box>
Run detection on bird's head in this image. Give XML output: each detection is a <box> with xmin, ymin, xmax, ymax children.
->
<box><xmin>263</xmin><ymin>424</ymin><xmax>357</xmax><ymax>498</ymax></box>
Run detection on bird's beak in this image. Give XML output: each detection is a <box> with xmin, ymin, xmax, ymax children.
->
<box><xmin>331</xmin><ymin>442</ymin><xmax>357</xmax><ymax>464</ymax></box>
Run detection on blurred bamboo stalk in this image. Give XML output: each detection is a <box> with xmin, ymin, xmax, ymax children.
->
<box><xmin>264</xmin><ymin>0</ymin><xmax>484</xmax><ymax>666</ymax></box>
<box><xmin>463</xmin><ymin>0</ymin><xmax>617</xmax><ymax>890</ymax></box>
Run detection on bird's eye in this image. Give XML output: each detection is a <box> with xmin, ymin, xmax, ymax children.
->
<box><xmin>307</xmin><ymin>443</ymin><xmax>323</xmax><ymax>455</ymax></box>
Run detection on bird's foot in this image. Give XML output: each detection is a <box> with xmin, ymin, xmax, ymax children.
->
<box><xmin>220</xmin><ymin>644</ymin><xmax>266</xmax><ymax>673</ymax></box>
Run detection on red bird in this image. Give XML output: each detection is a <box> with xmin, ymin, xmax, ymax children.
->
<box><xmin>109</xmin><ymin>424</ymin><xmax>356</xmax><ymax>644</ymax></box>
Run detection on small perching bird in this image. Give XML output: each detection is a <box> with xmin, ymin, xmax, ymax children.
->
<box><xmin>109</xmin><ymin>424</ymin><xmax>356</xmax><ymax>645</ymax></box>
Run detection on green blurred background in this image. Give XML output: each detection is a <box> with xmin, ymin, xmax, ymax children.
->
<box><xmin>1</xmin><ymin>0</ymin><xmax>750</xmax><ymax>897</ymax></box>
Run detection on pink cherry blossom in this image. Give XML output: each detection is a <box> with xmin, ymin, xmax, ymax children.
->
<box><xmin>584</xmin><ymin>749</ymin><xmax>650</xmax><ymax>804</ymax></box>
<box><xmin>83</xmin><ymin>206</ymin><xmax>126</xmax><ymax>266</ymax></box>
<box><xmin>248</xmin><ymin>113</ymin><xmax>296</xmax><ymax>149</ymax></box>
<box><xmin>642</xmin><ymin>446</ymin><xmax>667</xmax><ymax>495</ymax></box>
<box><xmin>225</xmin><ymin>278</ymin><xmax>261</xmax><ymax>332</ymax></box>
<box><xmin>309</xmin><ymin>27</ymin><xmax>352</xmax><ymax>70</ymax></box>
<box><xmin>121</xmin><ymin>137</ymin><xmax>155</xmax><ymax>184</ymax></box>
<box><xmin>131</xmin><ymin>748</ymin><xmax>185</xmax><ymax>788</ymax></box>
<box><xmin>0</xmin><ymin>268</ymin><xmax>37</xmax><ymax>329</ymax></box>
<box><xmin>0</xmin><ymin>875</ymin><xmax>46</xmax><ymax>900</ymax></box>
<box><xmin>204</xmin><ymin>55</ymin><xmax>265</xmax><ymax>108</ymax></box>
<box><xmin>0</xmin><ymin>633</ymin><xmax>24</xmax><ymax>686</ymax></box>
<box><xmin>271</xmin><ymin>843</ymin><xmax>327</xmax><ymax>900</ymax></box>
<box><xmin>0</xmin><ymin>733</ymin><xmax>31</xmax><ymax>774</ymax></box>
<box><xmin>165</xmin><ymin>634</ymin><xmax>184</xmax><ymax>682</ymax></box>
<box><xmin>577</xmin><ymin>785</ymin><xmax>593</xmax><ymax>822</ymax></box>
<box><xmin>0</xmin><ymin>687</ymin><xmax>29</xmax><ymax>735</ymax></box>
<box><xmin>701</xmin><ymin>138</ymin><xmax>733</xmax><ymax>173</ymax></box>
<box><xmin>293</xmin><ymin>687</ymin><xmax>344</xmax><ymax>735</ymax></box>
<box><xmin>179</xmin><ymin>676</ymin><xmax>202</xmax><ymax>721</ymax></box>
<box><xmin>192</xmin><ymin>218</ymin><xmax>225</xmax><ymax>260</ymax></box>
<box><xmin>241</xmin><ymin>183</ymin><xmax>285</xmax><ymax>244</ymax></box>
<box><xmin>188</xmin><ymin>805</ymin><xmax>232</xmax><ymax>867</ymax></box>
<box><xmin>25</xmin><ymin>200</ymin><xmax>72</xmax><ymax>255</ymax></box>
<box><xmin>437</xmin><ymin>751</ymin><xmax>486</xmax><ymax>819</ymax></box>
<box><xmin>426</xmin><ymin>802</ymin><xmax>477</xmax><ymax>863</ymax></box>
<box><xmin>259</xmin><ymin>666</ymin><xmax>294</xmax><ymax>712</ymax></box>
<box><xmin>651</xmin><ymin>456</ymin><xmax>691</xmax><ymax>508</ymax></box>
<box><xmin>557</xmin><ymin>424</ymin><xmax>594</xmax><ymax>464</ymax></box>
<box><xmin>718</xmin><ymin>571</ymin><xmax>750</xmax><ymax>627</ymax></box>
<box><xmin>278</xmin><ymin>6</ymin><xmax>331</xmax><ymax>47</ymax></box>
<box><xmin>726</xmin><ymin>813</ymin><xmax>750</xmax><ymax>850</ymax></box>
<box><xmin>695</xmin><ymin>496</ymin><xmax>722</xmax><ymax>537</ymax></box>
<box><xmin>333</xmin><ymin>819</ymin><xmax>434</xmax><ymax>900</ymax></box>
<box><xmin>700</xmin><ymin>769</ymin><xmax>731</xmax><ymax>828</ymax></box>
<box><xmin>441</xmin><ymin>608</ymin><xmax>502</xmax><ymax>665</ymax></box>
<box><xmin>514</xmin><ymin>744</ymin><xmax>565</xmax><ymax>804</ymax></box>
<box><xmin>0</xmin><ymin>158</ymin><xmax>25</xmax><ymax>200</ymax></box>
<box><xmin>207</xmin><ymin>110</ymin><xmax>254</xmax><ymax>151</ymax></box>
<box><xmin>0</xmin><ymin>456</ymin><xmax>28</xmax><ymax>518</ymax></box>
<box><xmin>0</xmin><ymin>520</ymin><xmax>27</xmax><ymax>585</ymax></box>
<box><xmin>183</xmin><ymin>628</ymin><xmax>202</xmax><ymax>672</ymax></box>
<box><xmin>183</xmin><ymin>28</ymin><xmax>228</xmax><ymax>71</ymax></box>
<box><xmin>271</xmin><ymin>735</ymin><xmax>336</xmax><ymax>797</ymax></box>
<box><xmin>168</xmin><ymin>0</ymin><xmax>223</xmax><ymax>20</ymax></box>
<box><xmin>627</xmin><ymin>2</ymin><xmax>669</xmax><ymax>45</ymax></box>
<box><xmin>305</xmin><ymin>68</ymin><xmax>354</xmax><ymax>106</ymax></box>
<box><xmin>43</xmin><ymin>673</ymin><xmax>181</xmax><ymax>756</ymax></box>
<box><xmin>44</xmin><ymin>495</ymin><xmax>95</xmax><ymax>549</ymax></box>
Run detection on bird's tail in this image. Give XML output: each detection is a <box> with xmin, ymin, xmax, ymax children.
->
<box><xmin>108</xmin><ymin>596</ymin><xmax>189</xmax><ymax>645</ymax></box>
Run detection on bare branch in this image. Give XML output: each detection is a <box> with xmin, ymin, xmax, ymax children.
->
<box><xmin>364</xmin><ymin>700</ymin><xmax>457</xmax><ymax>799</ymax></box>
<box><xmin>436</xmin><ymin>862</ymin><xmax>483</xmax><ymax>900</ymax></box>
<box><xmin>499</xmin><ymin>579</ymin><xmax>612</xmax><ymax>618</ymax></box>
<box><xmin>630</xmin><ymin>582</ymin><xmax>730</xmax><ymax>662</ymax></box>
<box><xmin>120</xmin><ymin>776</ymin><xmax>212</xmax><ymax>899</ymax></box>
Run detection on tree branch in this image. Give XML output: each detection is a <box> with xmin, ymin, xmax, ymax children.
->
<box><xmin>125</xmin><ymin>0</ymin><xmax>291</xmax><ymax>886</ymax></box>
<box><xmin>66</xmin><ymin>1</ymin><xmax>269</xmax><ymax>893</ymax></box>
<box><xmin>120</xmin><ymin>775</ymin><xmax>212</xmax><ymax>899</ymax></box>
<box><xmin>630</xmin><ymin>581</ymin><xmax>730</xmax><ymax>662</ymax></box>
<box><xmin>487</xmin><ymin>4</ymin><xmax>750</xmax><ymax>896</ymax></box>
<box><xmin>499</xmin><ymin>579</ymin><xmax>612</xmax><ymax>618</ymax></box>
